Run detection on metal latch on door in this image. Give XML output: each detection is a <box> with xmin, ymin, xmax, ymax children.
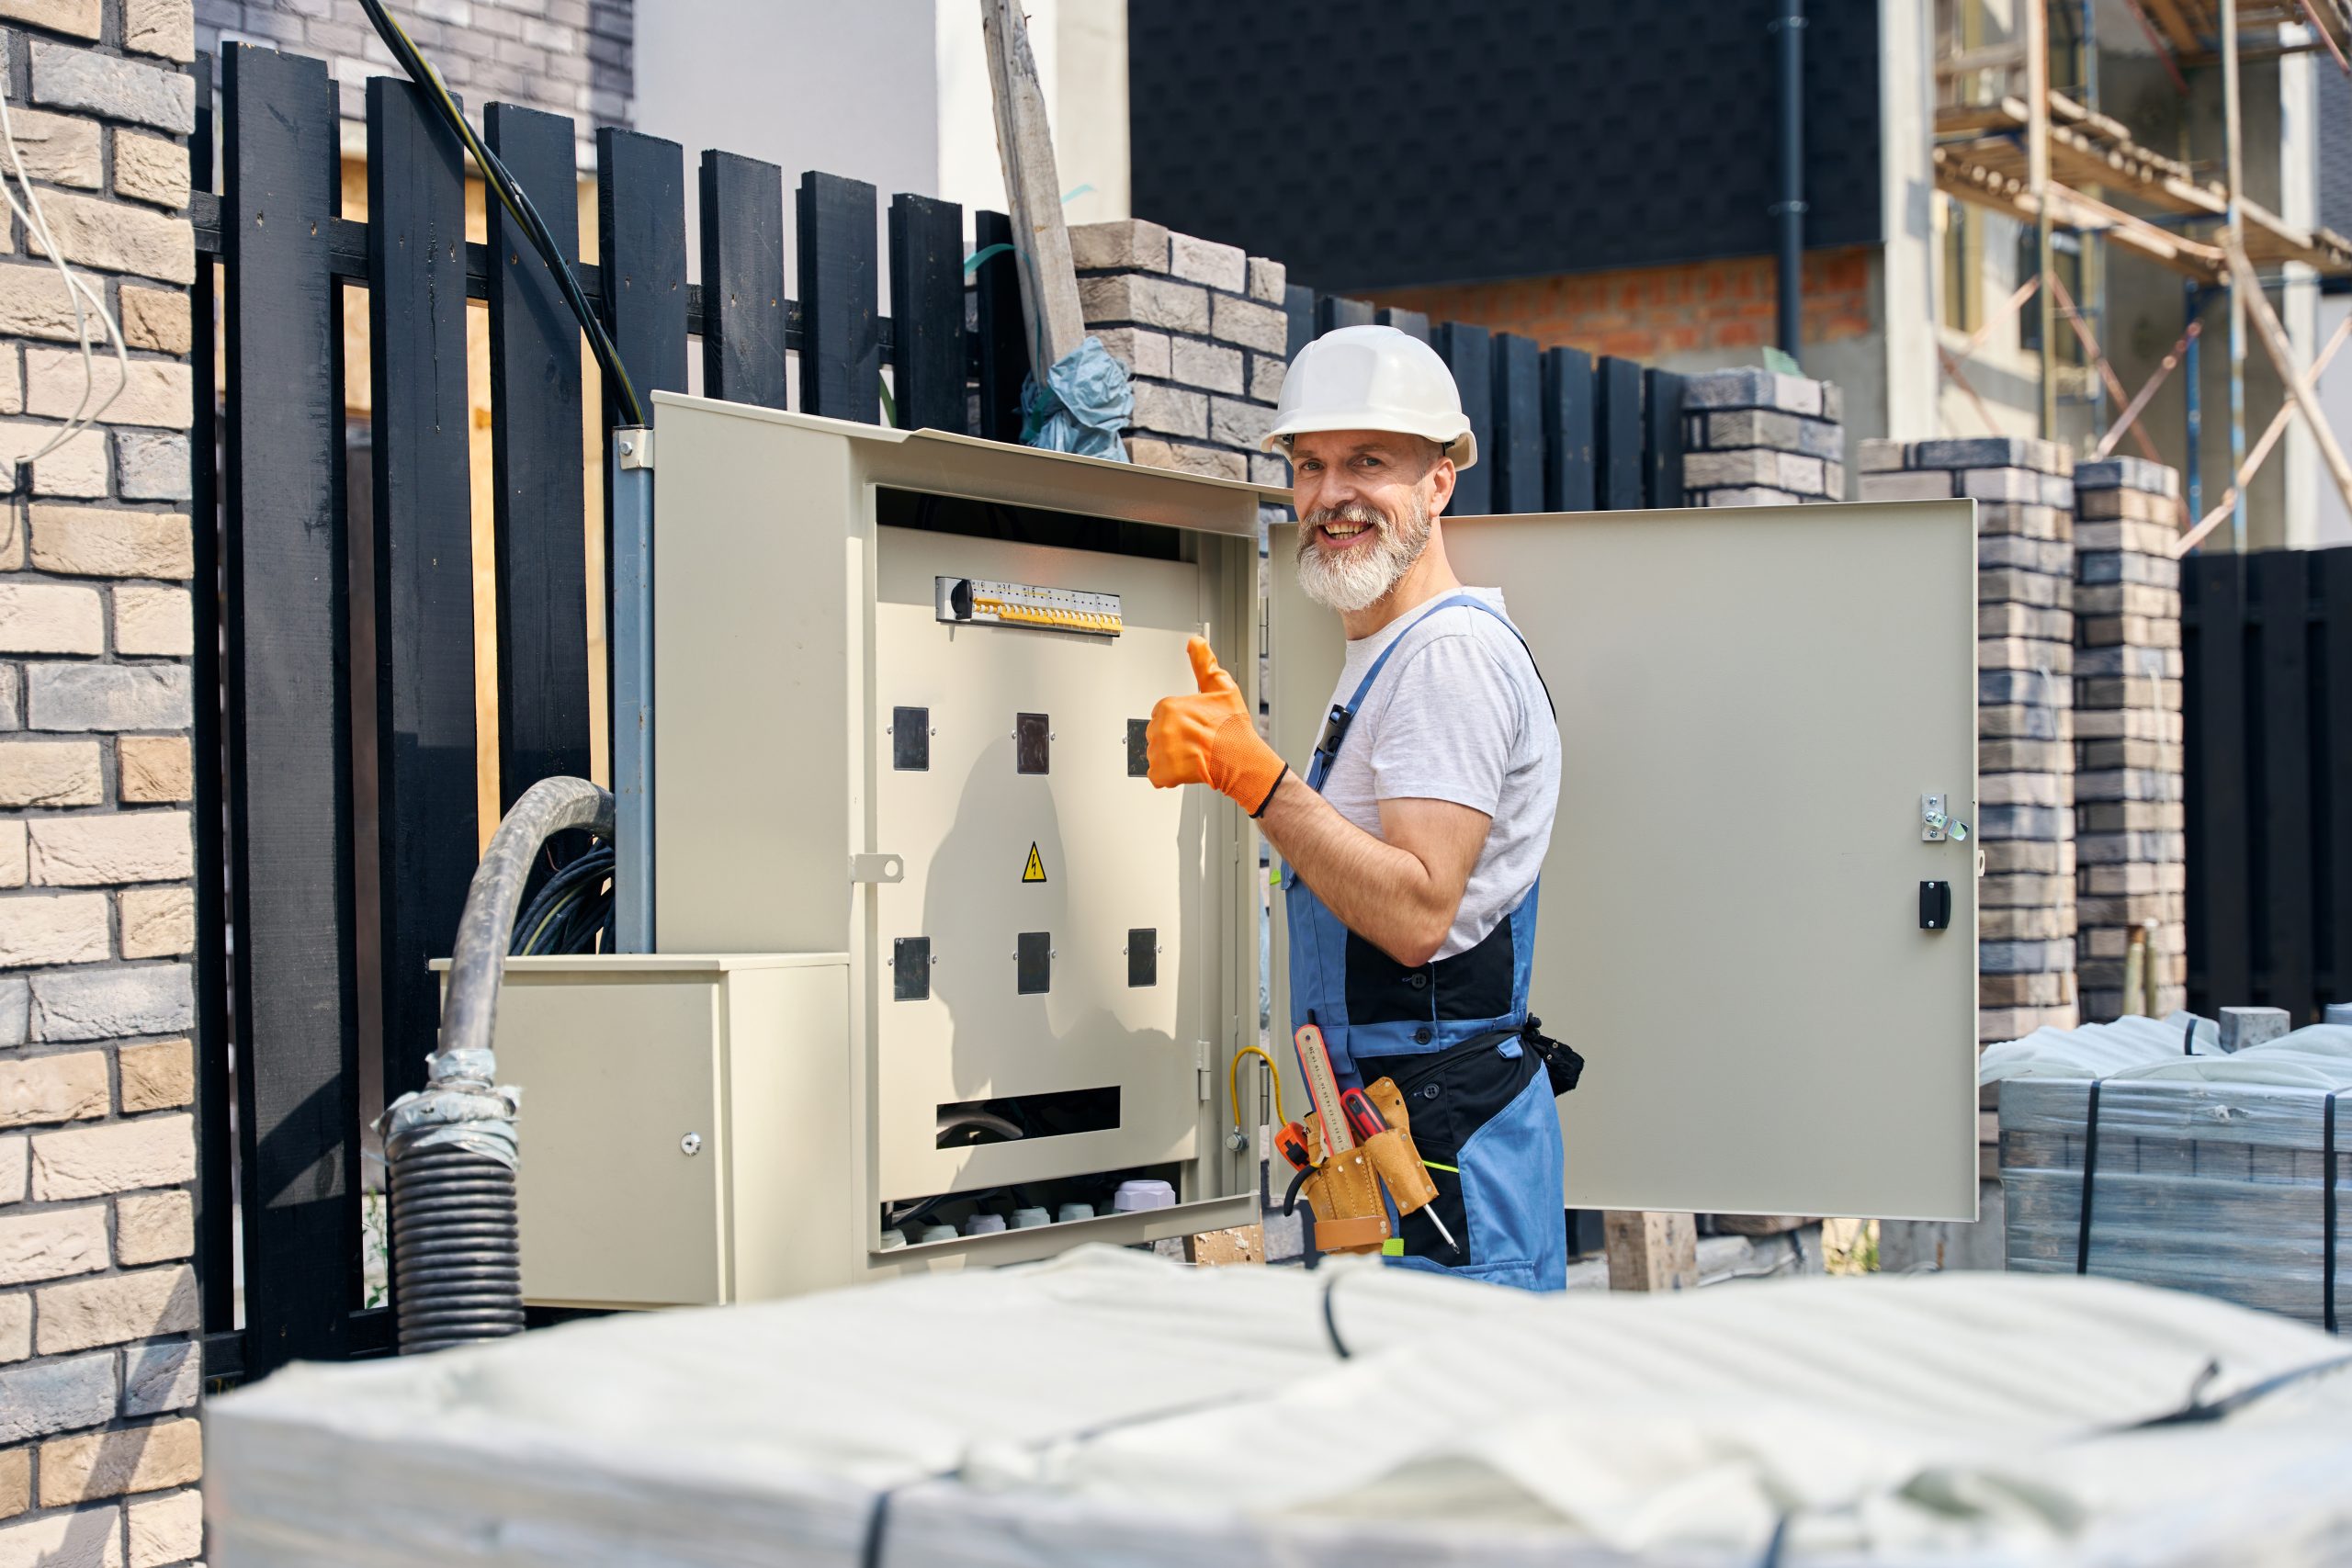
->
<box><xmin>1920</xmin><ymin>794</ymin><xmax>1969</xmax><ymax>842</ymax></box>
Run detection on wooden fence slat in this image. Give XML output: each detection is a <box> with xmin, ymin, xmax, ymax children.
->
<box><xmin>2324</xmin><ymin>547</ymin><xmax>2352</xmax><ymax>1007</ymax></box>
<box><xmin>366</xmin><ymin>78</ymin><xmax>480</xmax><ymax>1110</ymax></box>
<box><xmin>189</xmin><ymin>51</ymin><xmax>233</xmax><ymax>1337</ymax></box>
<box><xmin>1597</xmin><ymin>355</ymin><xmax>1645</xmax><ymax>510</ymax></box>
<box><xmin>486</xmin><ymin>102</ymin><xmax>592</xmax><ymax>813</ymax></box>
<box><xmin>1434</xmin><ymin>322</ymin><xmax>1492</xmax><ymax>515</ymax></box>
<box><xmin>2184</xmin><ymin>558</ymin><xmax>2253</xmax><ymax>1011</ymax></box>
<box><xmin>1489</xmin><ymin>332</ymin><xmax>1543</xmax><ymax>514</ymax></box>
<box><xmin>1374</xmin><ymin>305</ymin><xmax>1430</xmax><ymax>342</ymax></box>
<box><xmin>697</xmin><ymin>150</ymin><xmax>787</xmax><ymax>409</ymax></box>
<box><xmin>1284</xmin><ymin>283</ymin><xmax>1315</xmax><ymax>357</ymax></box>
<box><xmin>1645</xmin><ymin>367</ymin><xmax>1686</xmax><ymax>508</ymax></box>
<box><xmin>797</xmin><ymin>170</ymin><xmax>880</xmax><ymax>422</ymax></box>
<box><xmin>973</xmin><ymin>209</ymin><xmax>1025</xmax><ymax>441</ymax></box>
<box><xmin>1317</xmin><ymin>295</ymin><xmax>1374</xmax><ymax>333</ymax></box>
<box><xmin>220</xmin><ymin>42</ymin><xmax>358</xmax><ymax>1372</ymax></box>
<box><xmin>2254</xmin><ymin>550</ymin><xmax>2313</xmax><ymax>1017</ymax></box>
<box><xmin>888</xmin><ymin>191</ymin><xmax>967</xmax><ymax>434</ymax></box>
<box><xmin>596</xmin><ymin>129</ymin><xmax>690</xmax><ymax>410</ymax></box>
<box><xmin>1543</xmin><ymin>345</ymin><xmax>1595</xmax><ymax>513</ymax></box>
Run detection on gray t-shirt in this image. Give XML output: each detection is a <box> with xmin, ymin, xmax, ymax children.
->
<box><xmin>1315</xmin><ymin>589</ymin><xmax>1561</xmax><ymax>960</ymax></box>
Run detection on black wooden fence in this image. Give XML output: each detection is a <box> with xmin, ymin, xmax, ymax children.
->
<box><xmin>2182</xmin><ymin>544</ymin><xmax>2352</xmax><ymax>1025</ymax></box>
<box><xmin>1280</xmin><ymin>293</ymin><xmax>1686</xmax><ymax>516</ymax></box>
<box><xmin>191</xmin><ymin>44</ymin><xmax>1692</xmax><ymax>1382</ymax></box>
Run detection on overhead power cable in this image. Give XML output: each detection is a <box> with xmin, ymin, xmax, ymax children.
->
<box><xmin>356</xmin><ymin>0</ymin><xmax>647</xmax><ymax>427</ymax></box>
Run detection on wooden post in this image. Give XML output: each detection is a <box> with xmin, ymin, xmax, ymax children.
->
<box><xmin>2026</xmin><ymin>0</ymin><xmax>2055</xmax><ymax>437</ymax></box>
<box><xmin>2222</xmin><ymin>0</ymin><xmax>2248</xmax><ymax>551</ymax></box>
<box><xmin>1604</xmin><ymin>1211</ymin><xmax>1699</xmax><ymax>1291</ymax></box>
<box><xmin>978</xmin><ymin>0</ymin><xmax>1086</xmax><ymax>385</ymax></box>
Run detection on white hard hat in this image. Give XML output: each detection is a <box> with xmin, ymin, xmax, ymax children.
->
<box><xmin>1263</xmin><ymin>323</ymin><xmax>1477</xmax><ymax>470</ymax></box>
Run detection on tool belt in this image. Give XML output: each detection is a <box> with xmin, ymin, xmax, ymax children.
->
<box><xmin>1289</xmin><ymin>1076</ymin><xmax>1442</xmax><ymax>1255</ymax></box>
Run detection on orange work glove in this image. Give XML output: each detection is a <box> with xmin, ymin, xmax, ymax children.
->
<box><xmin>1147</xmin><ymin>636</ymin><xmax>1288</xmax><ymax>816</ymax></box>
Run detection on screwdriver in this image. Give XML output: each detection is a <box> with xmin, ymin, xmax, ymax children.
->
<box><xmin>1338</xmin><ymin>1088</ymin><xmax>1463</xmax><ymax>1258</ymax></box>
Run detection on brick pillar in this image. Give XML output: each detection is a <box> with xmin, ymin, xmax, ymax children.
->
<box><xmin>2072</xmin><ymin>458</ymin><xmax>2187</xmax><ymax>1021</ymax></box>
<box><xmin>0</xmin><ymin>2</ymin><xmax>204</xmax><ymax>1564</ymax></box>
<box><xmin>1858</xmin><ymin>437</ymin><xmax>2079</xmax><ymax>1044</ymax></box>
<box><xmin>1070</xmin><ymin>219</ymin><xmax>1291</xmax><ymax>489</ymax></box>
<box><xmin>1681</xmin><ymin>368</ymin><xmax>1846</xmax><ymax>504</ymax></box>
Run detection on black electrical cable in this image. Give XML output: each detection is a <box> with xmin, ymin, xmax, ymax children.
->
<box><xmin>356</xmin><ymin>0</ymin><xmax>646</xmax><ymax>426</ymax></box>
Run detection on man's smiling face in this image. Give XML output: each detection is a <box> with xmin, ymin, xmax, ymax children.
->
<box><xmin>1288</xmin><ymin>429</ymin><xmax>1455</xmax><ymax>614</ymax></box>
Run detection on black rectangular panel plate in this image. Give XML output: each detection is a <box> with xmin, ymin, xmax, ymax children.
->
<box><xmin>1127</xmin><ymin>928</ymin><xmax>1157</xmax><ymax>987</ymax></box>
<box><xmin>1016</xmin><ymin>931</ymin><xmax>1051</xmax><ymax>994</ymax></box>
<box><xmin>1126</xmin><ymin>718</ymin><xmax>1149</xmax><ymax>778</ymax></box>
<box><xmin>1016</xmin><ymin>712</ymin><xmax>1050</xmax><ymax>774</ymax></box>
<box><xmin>893</xmin><ymin>936</ymin><xmax>931</xmax><ymax>1000</ymax></box>
<box><xmin>892</xmin><ymin>706</ymin><xmax>929</xmax><ymax>771</ymax></box>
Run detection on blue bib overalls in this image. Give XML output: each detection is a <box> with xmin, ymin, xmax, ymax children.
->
<box><xmin>1281</xmin><ymin>594</ymin><xmax>1567</xmax><ymax>1292</ymax></box>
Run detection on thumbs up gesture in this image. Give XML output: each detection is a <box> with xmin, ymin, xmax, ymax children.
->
<box><xmin>1146</xmin><ymin>637</ymin><xmax>1288</xmax><ymax>816</ymax></box>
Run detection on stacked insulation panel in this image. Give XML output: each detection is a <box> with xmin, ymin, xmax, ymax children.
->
<box><xmin>2071</xmin><ymin>458</ymin><xmax>2188</xmax><ymax>1022</ymax></box>
<box><xmin>1859</xmin><ymin>436</ymin><xmax>2078</xmax><ymax>1043</ymax></box>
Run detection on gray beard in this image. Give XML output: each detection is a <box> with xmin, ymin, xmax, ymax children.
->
<box><xmin>1296</xmin><ymin>496</ymin><xmax>1431</xmax><ymax>613</ymax></box>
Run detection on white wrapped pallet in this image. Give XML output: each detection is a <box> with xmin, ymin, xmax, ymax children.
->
<box><xmin>1997</xmin><ymin>1024</ymin><xmax>2352</xmax><ymax>1328</ymax></box>
<box><xmin>207</xmin><ymin>1247</ymin><xmax>2352</xmax><ymax>1566</ymax></box>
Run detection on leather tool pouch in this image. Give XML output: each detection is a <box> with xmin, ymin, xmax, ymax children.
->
<box><xmin>1357</xmin><ymin>1077</ymin><xmax>1439</xmax><ymax>1213</ymax></box>
<box><xmin>1299</xmin><ymin>1113</ymin><xmax>1392</xmax><ymax>1254</ymax></box>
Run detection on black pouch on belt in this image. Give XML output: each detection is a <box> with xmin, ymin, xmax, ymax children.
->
<box><xmin>1520</xmin><ymin>1016</ymin><xmax>1585</xmax><ymax>1097</ymax></box>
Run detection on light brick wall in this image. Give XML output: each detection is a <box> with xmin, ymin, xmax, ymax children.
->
<box><xmin>1680</xmin><ymin>368</ymin><xmax>1846</xmax><ymax>504</ymax></box>
<box><xmin>0</xmin><ymin>0</ymin><xmax>203</xmax><ymax>1562</ymax></box>
<box><xmin>2071</xmin><ymin>457</ymin><xmax>2187</xmax><ymax>1022</ymax></box>
<box><xmin>1860</xmin><ymin>436</ymin><xmax>2081</xmax><ymax>1045</ymax></box>
<box><xmin>1069</xmin><ymin>218</ymin><xmax>1290</xmax><ymax>488</ymax></box>
<box><xmin>196</xmin><ymin>0</ymin><xmax>629</xmax><ymax>162</ymax></box>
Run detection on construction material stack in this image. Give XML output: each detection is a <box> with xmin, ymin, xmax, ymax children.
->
<box><xmin>1860</xmin><ymin>435</ymin><xmax>2079</xmax><ymax>1043</ymax></box>
<box><xmin>2070</xmin><ymin>457</ymin><xmax>2188</xmax><ymax>1022</ymax></box>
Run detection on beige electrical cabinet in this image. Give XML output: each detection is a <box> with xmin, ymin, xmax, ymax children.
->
<box><xmin>481</xmin><ymin>391</ymin><xmax>1980</xmax><ymax>1311</ymax></box>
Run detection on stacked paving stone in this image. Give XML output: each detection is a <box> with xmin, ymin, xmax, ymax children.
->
<box><xmin>2072</xmin><ymin>458</ymin><xmax>2187</xmax><ymax>1021</ymax></box>
<box><xmin>1681</xmin><ymin>368</ymin><xmax>1847</xmax><ymax>504</ymax></box>
<box><xmin>1070</xmin><ymin>219</ymin><xmax>1290</xmax><ymax>489</ymax></box>
<box><xmin>1858</xmin><ymin>436</ymin><xmax>2079</xmax><ymax>1044</ymax></box>
<box><xmin>0</xmin><ymin>0</ymin><xmax>206</xmax><ymax>1562</ymax></box>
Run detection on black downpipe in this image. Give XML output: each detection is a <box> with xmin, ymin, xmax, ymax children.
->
<box><xmin>1771</xmin><ymin>0</ymin><xmax>1807</xmax><ymax>362</ymax></box>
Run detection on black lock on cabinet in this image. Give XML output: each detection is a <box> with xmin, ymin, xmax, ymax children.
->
<box><xmin>1919</xmin><ymin>880</ymin><xmax>1952</xmax><ymax>931</ymax></box>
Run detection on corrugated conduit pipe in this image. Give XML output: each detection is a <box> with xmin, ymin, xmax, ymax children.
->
<box><xmin>381</xmin><ymin>776</ymin><xmax>614</xmax><ymax>1354</ymax></box>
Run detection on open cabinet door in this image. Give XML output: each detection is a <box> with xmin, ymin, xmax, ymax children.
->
<box><xmin>1270</xmin><ymin>501</ymin><xmax>1980</xmax><ymax>1222</ymax></box>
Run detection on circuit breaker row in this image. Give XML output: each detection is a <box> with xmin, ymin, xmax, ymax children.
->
<box><xmin>889</xmin><ymin>706</ymin><xmax>1155</xmax><ymax>779</ymax></box>
<box><xmin>889</xmin><ymin>928</ymin><xmax>1159</xmax><ymax>1001</ymax></box>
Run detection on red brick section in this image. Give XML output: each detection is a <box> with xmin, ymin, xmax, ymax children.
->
<box><xmin>1366</xmin><ymin>247</ymin><xmax>1877</xmax><ymax>363</ymax></box>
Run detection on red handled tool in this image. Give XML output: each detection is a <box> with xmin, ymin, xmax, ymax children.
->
<box><xmin>1340</xmin><ymin>1086</ymin><xmax>1464</xmax><ymax>1258</ymax></box>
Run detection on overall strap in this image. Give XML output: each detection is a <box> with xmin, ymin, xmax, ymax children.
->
<box><xmin>1307</xmin><ymin>594</ymin><xmax>1548</xmax><ymax>790</ymax></box>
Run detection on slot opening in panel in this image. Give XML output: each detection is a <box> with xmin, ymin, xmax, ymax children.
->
<box><xmin>935</xmin><ymin>1086</ymin><xmax>1120</xmax><ymax>1148</ymax></box>
<box><xmin>877</xmin><ymin>487</ymin><xmax>1186</xmax><ymax>560</ymax></box>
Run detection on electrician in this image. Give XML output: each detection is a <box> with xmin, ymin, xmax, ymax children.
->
<box><xmin>1146</xmin><ymin>324</ymin><xmax>1566</xmax><ymax>1291</ymax></box>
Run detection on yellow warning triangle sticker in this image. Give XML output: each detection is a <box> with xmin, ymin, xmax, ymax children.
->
<box><xmin>1022</xmin><ymin>843</ymin><xmax>1047</xmax><ymax>884</ymax></box>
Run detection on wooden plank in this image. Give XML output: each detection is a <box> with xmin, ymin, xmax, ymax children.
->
<box><xmin>486</xmin><ymin>102</ymin><xmax>592</xmax><ymax>814</ymax></box>
<box><xmin>1316</xmin><ymin>296</ymin><xmax>1374</xmax><ymax>334</ymax></box>
<box><xmin>1645</xmin><ymin>367</ymin><xmax>1686</xmax><ymax>508</ymax></box>
<box><xmin>189</xmin><ymin>51</ymin><xmax>233</xmax><ymax>1337</ymax></box>
<box><xmin>1604</xmin><ymin>1211</ymin><xmax>1698</xmax><ymax>1291</ymax></box>
<box><xmin>367</xmin><ymin>77</ymin><xmax>480</xmax><ymax>1108</ymax></box>
<box><xmin>696</xmin><ymin>150</ymin><xmax>787</xmax><ymax>409</ymax></box>
<box><xmin>1542</xmin><ymin>346</ymin><xmax>1596</xmax><ymax>513</ymax></box>
<box><xmin>595</xmin><ymin>129</ymin><xmax>689</xmax><ymax>412</ymax></box>
<box><xmin>2228</xmin><ymin>241</ymin><xmax>2352</xmax><ymax>522</ymax></box>
<box><xmin>1374</xmin><ymin>306</ymin><xmax>1430</xmax><ymax>342</ymax></box>
<box><xmin>888</xmin><ymin>191</ymin><xmax>967</xmax><ymax>434</ymax></box>
<box><xmin>1488</xmin><ymin>331</ymin><xmax>1543</xmax><ymax>514</ymax></box>
<box><xmin>973</xmin><ymin>209</ymin><xmax>1025</xmax><ymax>442</ymax></box>
<box><xmin>797</xmin><ymin>171</ymin><xmax>881</xmax><ymax>423</ymax></box>
<box><xmin>1433</xmin><ymin>323</ymin><xmax>1491</xmax><ymax>515</ymax></box>
<box><xmin>978</xmin><ymin>0</ymin><xmax>1085</xmax><ymax>378</ymax></box>
<box><xmin>1596</xmin><ymin>355</ymin><xmax>1645</xmax><ymax>510</ymax></box>
<box><xmin>2185</xmin><ymin>557</ymin><xmax>2253</xmax><ymax>1011</ymax></box>
<box><xmin>2324</xmin><ymin>548</ymin><xmax>2352</xmax><ymax>1010</ymax></box>
<box><xmin>220</xmin><ymin>42</ymin><xmax>358</xmax><ymax>1372</ymax></box>
<box><xmin>2253</xmin><ymin>549</ymin><xmax>2314</xmax><ymax>1020</ymax></box>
